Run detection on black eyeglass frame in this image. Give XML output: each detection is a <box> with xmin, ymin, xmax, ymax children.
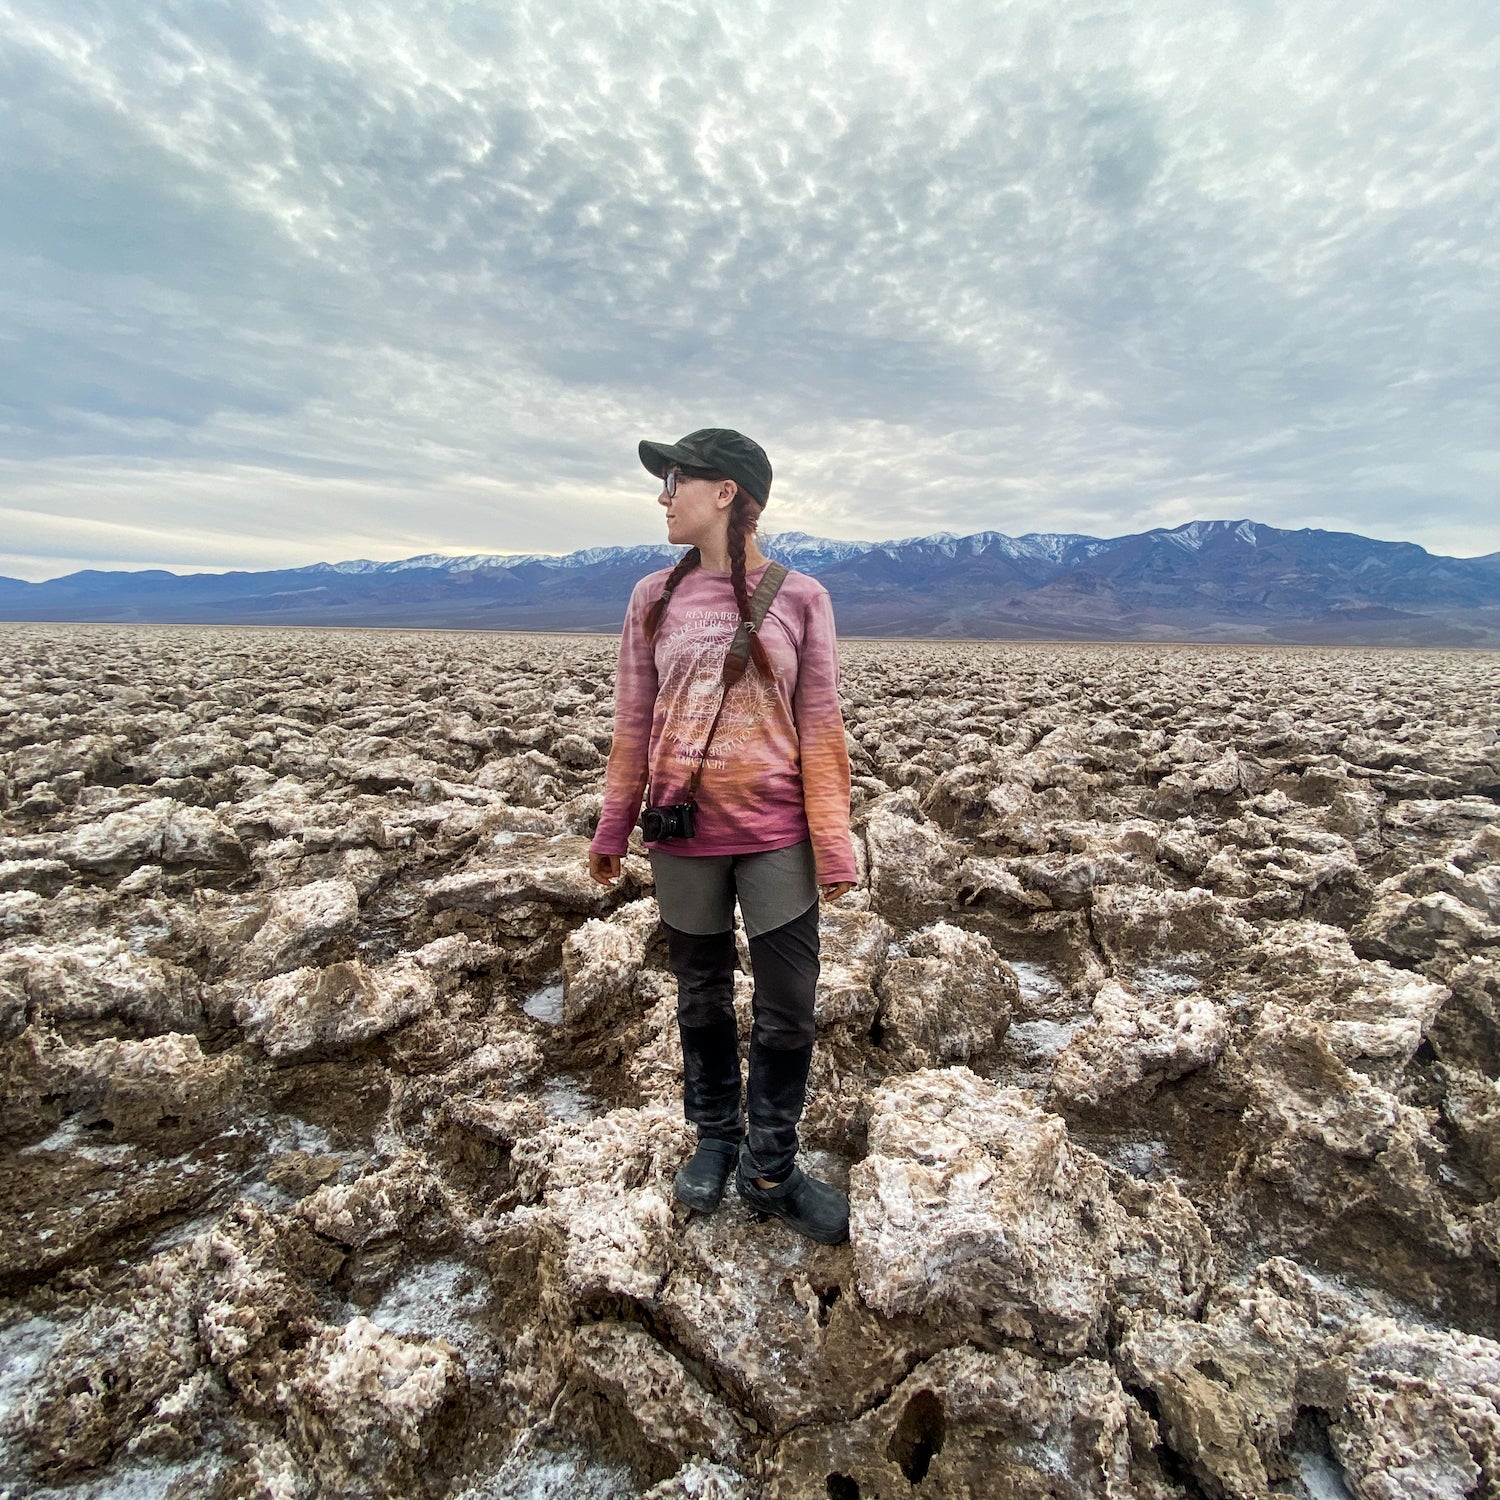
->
<box><xmin>661</xmin><ymin>464</ymin><xmax>725</xmax><ymax>500</ymax></box>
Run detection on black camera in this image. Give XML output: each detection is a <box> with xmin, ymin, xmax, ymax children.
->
<box><xmin>640</xmin><ymin>799</ymin><xmax>698</xmax><ymax>841</ymax></box>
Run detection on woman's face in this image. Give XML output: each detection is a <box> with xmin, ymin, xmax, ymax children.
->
<box><xmin>658</xmin><ymin>469</ymin><xmax>730</xmax><ymax>546</ymax></box>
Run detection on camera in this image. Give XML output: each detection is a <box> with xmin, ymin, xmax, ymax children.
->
<box><xmin>640</xmin><ymin>799</ymin><xmax>698</xmax><ymax>841</ymax></box>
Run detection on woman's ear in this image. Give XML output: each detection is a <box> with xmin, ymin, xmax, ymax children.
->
<box><xmin>718</xmin><ymin>479</ymin><xmax>739</xmax><ymax>510</ymax></box>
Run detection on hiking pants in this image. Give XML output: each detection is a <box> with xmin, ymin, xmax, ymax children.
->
<box><xmin>648</xmin><ymin>839</ymin><xmax>820</xmax><ymax>1184</ymax></box>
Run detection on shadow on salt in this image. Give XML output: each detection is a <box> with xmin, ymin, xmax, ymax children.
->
<box><xmin>1</xmin><ymin>1439</ymin><xmax>221</xmax><ymax>1500</ymax></box>
<box><xmin>1296</xmin><ymin>1447</ymin><xmax>1357</xmax><ymax>1499</ymax></box>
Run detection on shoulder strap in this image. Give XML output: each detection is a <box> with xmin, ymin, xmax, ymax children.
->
<box><xmin>723</xmin><ymin>561</ymin><xmax>789</xmax><ymax>677</ymax></box>
<box><xmin>681</xmin><ymin>563</ymin><xmax>791</xmax><ymax>802</ymax></box>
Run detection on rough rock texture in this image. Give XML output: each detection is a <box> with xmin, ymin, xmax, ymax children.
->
<box><xmin>849</xmin><ymin>1068</ymin><xmax>1212</xmax><ymax>1353</ymax></box>
<box><xmin>230</xmin><ymin>946</ymin><xmax>455</xmax><ymax>1061</ymax></box>
<box><xmin>562</xmin><ymin>895</ymin><xmax>662</xmax><ymax>1031</ymax></box>
<box><xmin>1048</xmin><ymin>978</ymin><xmax>1229</xmax><ymax>1108</ymax></box>
<box><xmin>873</xmin><ymin>920</ymin><xmax>1018</xmax><ymax>1069</ymax></box>
<box><xmin>2</xmin><ymin>625</ymin><xmax>1498</xmax><ymax>1498</ymax></box>
<box><xmin>773</xmin><ymin>1344</ymin><xmax>1160</xmax><ymax>1500</ymax></box>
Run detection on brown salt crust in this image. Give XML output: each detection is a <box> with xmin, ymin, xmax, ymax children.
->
<box><xmin>2</xmin><ymin>625</ymin><xmax>1498</xmax><ymax>1497</ymax></box>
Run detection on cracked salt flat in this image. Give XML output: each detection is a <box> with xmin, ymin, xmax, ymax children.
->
<box><xmin>7</xmin><ymin>629</ymin><xmax>1498</xmax><ymax>1496</ymax></box>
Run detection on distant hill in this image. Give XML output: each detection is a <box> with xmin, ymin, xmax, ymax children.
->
<box><xmin>3</xmin><ymin>520</ymin><xmax>1499</xmax><ymax>646</ymax></box>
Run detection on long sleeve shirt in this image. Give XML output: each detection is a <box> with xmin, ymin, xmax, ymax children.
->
<box><xmin>588</xmin><ymin>559</ymin><xmax>858</xmax><ymax>886</ymax></box>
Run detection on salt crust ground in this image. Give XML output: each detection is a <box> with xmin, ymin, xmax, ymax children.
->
<box><xmin>0</xmin><ymin>623</ymin><xmax>1498</xmax><ymax>1499</ymax></box>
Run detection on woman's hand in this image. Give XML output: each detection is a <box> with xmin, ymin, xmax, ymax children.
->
<box><xmin>589</xmin><ymin>852</ymin><xmax>621</xmax><ymax>886</ymax></box>
<box><xmin>819</xmin><ymin>881</ymin><xmax>856</xmax><ymax>902</ymax></box>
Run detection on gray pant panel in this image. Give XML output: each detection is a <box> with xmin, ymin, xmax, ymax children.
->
<box><xmin>647</xmin><ymin>839</ymin><xmax>819</xmax><ymax>939</ymax></box>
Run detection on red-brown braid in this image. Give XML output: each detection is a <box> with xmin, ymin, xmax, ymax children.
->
<box><xmin>643</xmin><ymin>545</ymin><xmax>701</xmax><ymax>641</ymax></box>
<box><xmin>726</xmin><ymin>497</ymin><xmax>774</xmax><ymax>681</ymax></box>
<box><xmin>644</xmin><ymin>487</ymin><xmax>774</xmax><ymax>684</ymax></box>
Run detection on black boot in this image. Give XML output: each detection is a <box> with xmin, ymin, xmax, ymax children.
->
<box><xmin>674</xmin><ymin>1136</ymin><xmax>741</xmax><ymax>1213</ymax></box>
<box><xmin>735</xmin><ymin>1153</ymin><xmax>850</xmax><ymax>1245</ymax></box>
<box><xmin>743</xmin><ymin>1036</ymin><xmax>812</xmax><ymax>1184</ymax></box>
<box><xmin>738</xmin><ymin>1038</ymin><xmax>850</xmax><ymax>1245</ymax></box>
<box><xmin>674</xmin><ymin>1015</ymin><xmax>744</xmax><ymax>1213</ymax></box>
<box><xmin>678</xmin><ymin>1015</ymin><xmax>744</xmax><ymax>1142</ymax></box>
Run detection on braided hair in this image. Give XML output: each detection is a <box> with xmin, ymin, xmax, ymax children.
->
<box><xmin>643</xmin><ymin>465</ymin><xmax>775</xmax><ymax>685</ymax></box>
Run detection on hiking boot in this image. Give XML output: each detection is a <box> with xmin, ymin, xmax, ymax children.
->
<box><xmin>674</xmin><ymin>1136</ymin><xmax>741</xmax><ymax>1213</ymax></box>
<box><xmin>736</xmin><ymin>1154</ymin><xmax>850</xmax><ymax>1245</ymax></box>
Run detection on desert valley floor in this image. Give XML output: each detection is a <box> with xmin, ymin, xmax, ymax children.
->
<box><xmin>1</xmin><ymin>624</ymin><xmax>1498</xmax><ymax>1500</ymax></box>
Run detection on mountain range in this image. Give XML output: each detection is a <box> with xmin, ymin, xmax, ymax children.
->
<box><xmin>3</xmin><ymin>520</ymin><xmax>1499</xmax><ymax>647</ymax></box>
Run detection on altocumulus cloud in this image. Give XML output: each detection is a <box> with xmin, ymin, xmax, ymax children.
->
<box><xmin>1</xmin><ymin>0</ymin><xmax>1497</xmax><ymax>578</ymax></box>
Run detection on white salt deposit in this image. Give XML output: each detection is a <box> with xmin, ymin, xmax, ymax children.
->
<box><xmin>1008</xmin><ymin>960</ymin><xmax>1064</xmax><ymax>1006</ymax></box>
<box><xmin>541</xmin><ymin>1075</ymin><xmax>597</xmax><ymax>1121</ymax></box>
<box><xmin>24</xmin><ymin>1458</ymin><xmax>221</xmax><ymax>1500</ymax></box>
<box><xmin>17</xmin><ymin>1118</ymin><xmax>87</xmax><ymax>1155</ymax></box>
<box><xmin>1103</xmin><ymin>1139</ymin><xmax>1168</xmax><ymax>1180</ymax></box>
<box><xmin>455</xmin><ymin>1444</ymin><xmax>636</xmax><ymax>1500</ymax></box>
<box><xmin>523</xmin><ymin>980</ymin><xmax>565</xmax><ymax>1026</ymax></box>
<box><xmin>0</xmin><ymin>1316</ymin><xmax>61</xmax><ymax>1428</ymax></box>
<box><xmin>369</xmin><ymin>1256</ymin><xmax>497</xmax><ymax>1373</ymax></box>
<box><xmin>1297</xmin><ymin>1449</ymin><xmax>1356</xmax><ymax>1499</ymax></box>
<box><xmin>261</xmin><ymin>1111</ymin><xmax>341</xmax><ymax>1155</ymax></box>
<box><xmin>1132</xmin><ymin>966</ymin><xmax>1205</xmax><ymax>997</ymax></box>
<box><xmin>1005</xmin><ymin>1019</ymin><xmax>1087</xmax><ymax>1061</ymax></box>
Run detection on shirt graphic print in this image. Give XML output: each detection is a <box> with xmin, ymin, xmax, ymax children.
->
<box><xmin>657</xmin><ymin>605</ymin><xmax>787</xmax><ymax>776</ymax></box>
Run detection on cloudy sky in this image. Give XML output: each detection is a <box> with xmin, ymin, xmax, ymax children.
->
<box><xmin>2</xmin><ymin>0</ymin><xmax>1497</xmax><ymax>580</ymax></box>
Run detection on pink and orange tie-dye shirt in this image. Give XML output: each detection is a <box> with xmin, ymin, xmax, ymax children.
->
<box><xmin>588</xmin><ymin>559</ymin><xmax>858</xmax><ymax>885</ymax></box>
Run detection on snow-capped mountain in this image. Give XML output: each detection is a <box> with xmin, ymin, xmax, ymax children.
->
<box><xmin>292</xmin><ymin>527</ymin><xmax>1126</xmax><ymax>576</ymax></box>
<box><xmin>3</xmin><ymin>520</ymin><xmax>1497</xmax><ymax>646</ymax></box>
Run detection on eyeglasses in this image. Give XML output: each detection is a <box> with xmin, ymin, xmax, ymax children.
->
<box><xmin>661</xmin><ymin>466</ymin><xmax>723</xmax><ymax>499</ymax></box>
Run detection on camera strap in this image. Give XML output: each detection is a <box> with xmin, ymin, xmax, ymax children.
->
<box><xmin>684</xmin><ymin>560</ymin><xmax>789</xmax><ymax>800</ymax></box>
<box><xmin>646</xmin><ymin>561</ymin><xmax>790</xmax><ymax>808</ymax></box>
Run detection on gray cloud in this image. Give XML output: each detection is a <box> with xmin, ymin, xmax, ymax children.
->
<box><xmin>2</xmin><ymin>0</ymin><xmax>1497</xmax><ymax>580</ymax></box>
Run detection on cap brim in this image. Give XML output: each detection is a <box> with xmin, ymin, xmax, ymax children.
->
<box><xmin>638</xmin><ymin>437</ymin><xmax>770</xmax><ymax>506</ymax></box>
<box><xmin>639</xmin><ymin>439</ymin><xmax>703</xmax><ymax>479</ymax></box>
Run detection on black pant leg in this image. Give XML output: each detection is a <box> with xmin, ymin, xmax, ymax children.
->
<box><xmin>744</xmin><ymin>901</ymin><xmax>820</xmax><ymax>1181</ymax></box>
<box><xmin>662</xmin><ymin>921</ymin><xmax>743</xmax><ymax>1141</ymax></box>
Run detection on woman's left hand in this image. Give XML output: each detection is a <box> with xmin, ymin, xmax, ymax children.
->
<box><xmin>819</xmin><ymin>881</ymin><xmax>856</xmax><ymax>902</ymax></box>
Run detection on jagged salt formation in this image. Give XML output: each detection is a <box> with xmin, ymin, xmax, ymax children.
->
<box><xmin>1</xmin><ymin>624</ymin><xmax>1498</xmax><ymax>1498</ymax></box>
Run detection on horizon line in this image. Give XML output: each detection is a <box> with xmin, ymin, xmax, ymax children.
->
<box><xmin>6</xmin><ymin>516</ymin><xmax>1491</xmax><ymax>586</ymax></box>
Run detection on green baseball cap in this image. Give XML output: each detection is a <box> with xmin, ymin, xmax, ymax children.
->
<box><xmin>639</xmin><ymin>428</ymin><xmax>773</xmax><ymax>508</ymax></box>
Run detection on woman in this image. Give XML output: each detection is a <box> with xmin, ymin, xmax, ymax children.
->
<box><xmin>586</xmin><ymin>427</ymin><xmax>858</xmax><ymax>1244</ymax></box>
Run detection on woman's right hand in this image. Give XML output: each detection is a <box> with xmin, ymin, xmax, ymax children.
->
<box><xmin>588</xmin><ymin>852</ymin><xmax>622</xmax><ymax>886</ymax></box>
